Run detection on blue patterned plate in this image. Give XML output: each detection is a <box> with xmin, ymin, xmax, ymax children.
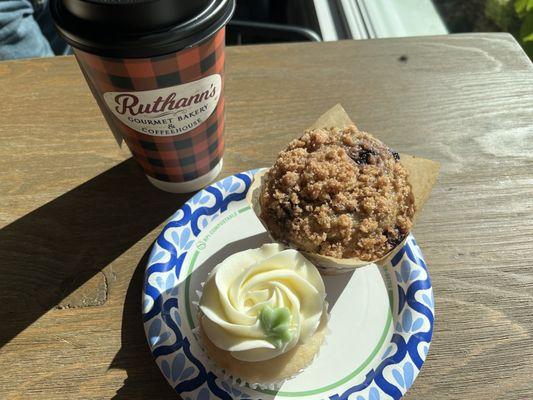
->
<box><xmin>142</xmin><ymin>170</ymin><xmax>434</xmax><ymax>400</ymax></box>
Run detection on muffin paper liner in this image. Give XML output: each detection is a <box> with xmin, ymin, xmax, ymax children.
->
<box><xmin>193</xmin><ymin>283</ymin><xmax>331</xmax><ymax>391</ymax></box>
<box><xmin>246</xmin><ymin>104</ymin><xmax>440</xmax><ymax>275</ymax></box>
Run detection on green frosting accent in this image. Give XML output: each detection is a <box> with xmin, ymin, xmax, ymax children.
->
<box><xmin>259</xmin><ymin>305</ymin><xmax>293</xmax><ymax>348</ymax></box>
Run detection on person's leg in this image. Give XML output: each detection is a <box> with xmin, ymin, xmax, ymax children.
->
<box><xmin>35</xmin><ymin>0</ymin><xmax>70</xmax><ymax>55</ymax></box>
<box><xmin>0</xmin><ymin>0</ymin><xmax>53</xmax><ymax>60</ymax></box>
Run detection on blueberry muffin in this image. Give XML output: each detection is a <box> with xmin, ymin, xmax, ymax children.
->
<box><xmin>259</xmin><ymin>126</ymin><xmax>415</xmax><ymax>261</ymax></box>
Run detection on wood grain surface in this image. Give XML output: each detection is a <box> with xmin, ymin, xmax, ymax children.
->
<box><xmin>1</xmin><ymin>33</ymin><xmax>532</xmax><ymax>399</ymax></box>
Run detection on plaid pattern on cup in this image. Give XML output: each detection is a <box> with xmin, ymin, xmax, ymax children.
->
<box><xmin>74</xmin><ymin>28</ymin><xmax>226</xmax><ymax>182</ymax></box>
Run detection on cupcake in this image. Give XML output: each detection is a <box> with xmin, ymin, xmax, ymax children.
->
<box><xmin>247</xmin><ymin>105</ymin><xmax>439</xmax><ymax>273</ymax></box>
<box><xmin>198</xmin><ymin>243</ymin><xmax>327</xmax><ymax>388</ymax></box>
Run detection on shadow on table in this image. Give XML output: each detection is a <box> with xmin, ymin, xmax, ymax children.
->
<box><xmin>0</xmin><ymin>158</ymin><xmax>184</xmax><ymax>349</ymax></box>
<box><xmin>110</xmin><ymin>246</ymin><xmax>176</xmax><ymax>400</ymax></box>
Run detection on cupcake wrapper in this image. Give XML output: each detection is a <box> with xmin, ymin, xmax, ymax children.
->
<box><xmin>194</xmin><ymin>283</ymin><xmax>330</xmax><ymax>391</ymax></box>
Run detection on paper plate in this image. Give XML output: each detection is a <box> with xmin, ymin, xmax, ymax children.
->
<box><xmin>142</xmin><ymin>170</ymin><xmax>434</xmax><ymax>400</ymax></box>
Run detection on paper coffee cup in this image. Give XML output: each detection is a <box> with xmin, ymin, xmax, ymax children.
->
<box><xmin>51</xmin><ymin>0</ymin><xmax>235</xmax><ymax>193</ymax></box>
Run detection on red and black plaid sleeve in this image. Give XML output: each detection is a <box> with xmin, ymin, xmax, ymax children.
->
<box><xmin>74</xmin><ymin>28</ymin><xmax>226</xmax><ymax>182</ymax></box>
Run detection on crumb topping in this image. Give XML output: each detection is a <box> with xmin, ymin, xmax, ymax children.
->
<box><xmin>259</xmin><ymin>126</ymin><xmax>415</xmax><ymax>260</ymax></box>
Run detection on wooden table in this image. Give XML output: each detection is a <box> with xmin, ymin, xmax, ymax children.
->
<box><xmin>1</xmin><ymin>33</ymin><xmax>532</xmax><ymax>399</ymax></box>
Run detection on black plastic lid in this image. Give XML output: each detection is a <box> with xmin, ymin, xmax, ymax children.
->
<box><xmin>51</xmin><ymin>0</ymin><xmax>235</xmax><ymax>58</ymax></box>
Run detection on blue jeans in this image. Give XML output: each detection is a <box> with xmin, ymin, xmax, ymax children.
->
<box><xmin>0</xmin><ymin>0</ymin><xmax>69</xmax><ymax>60</ymax></box>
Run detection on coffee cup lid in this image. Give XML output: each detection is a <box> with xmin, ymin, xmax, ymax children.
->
<box><xmin>51</xmin><ymin>0</ymin><xmax>235</xmax><ymax>57</ymax></box>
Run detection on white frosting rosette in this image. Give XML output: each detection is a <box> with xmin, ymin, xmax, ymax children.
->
<box><xmin>199</xmin><ymin>243</ymin><xmax>326</xmax><ymax>363</ymax></box>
